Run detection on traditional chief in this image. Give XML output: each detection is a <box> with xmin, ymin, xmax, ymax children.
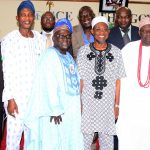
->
<box><xmin>116</xmin><ymin>17</ymin><xmax>150</xmax><ymax>150</ymax></box>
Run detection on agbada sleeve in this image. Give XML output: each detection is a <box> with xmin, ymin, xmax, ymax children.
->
<box><xmin>115</xmin><ymin>49</ymin><xmax>126</xmax><ymax>80</ymax></box>
<box><xmin>41</xmin><ymin>50</ymin><xmax>64</xmax><ymax>116</ymax></box>
<box><xmin>1</xmin><ymin>37</ymin><xmax>16</xmax><ymax>102</ymax></box>
<box><xmin>25</xmin><ymin>50</ymin><xmax>65</xmax><ymax>125</ymax></box>
<box><xmin>76</xmin><ymin>45</ymin><xmax>87</xmax><ymax>80</ymax></box>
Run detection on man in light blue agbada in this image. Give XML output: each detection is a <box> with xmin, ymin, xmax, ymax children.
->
<box><xmin>24</xmin><ymin>18</ymin><xmax>84</xmax><ymax>150</ymax></box>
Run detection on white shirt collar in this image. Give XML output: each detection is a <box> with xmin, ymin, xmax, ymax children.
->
<box><xmin>41</xmin><ymin>30</ymin><xmax>53</xmax><ymax>36</ymax></box>
<box><xmin>119</xmin><ymin>25</ymin><xmax>131</xmax><ymax>39</ymax></box>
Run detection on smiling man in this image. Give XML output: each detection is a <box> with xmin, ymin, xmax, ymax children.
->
<box><xmin>72</xmin><ymin>6</ymin><xmax>95</xmax><ymax>60</ymax></box>
<box><xmin>1</xmin><ymin>1</ymin><xmax>45</xmax><ymax>149</ymax></box>
<box><xmin>76</xmin><ymin>16</ymin><xmax>126</xmax><ymax>150</ymax></box>
<box><xmin>24</xmin><ymin>18</ymin><xmax>84</xmax><ymax>150</ymax></box>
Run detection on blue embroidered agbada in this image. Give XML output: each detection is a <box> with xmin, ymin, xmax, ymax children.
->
<box><xmin>24</xmin><ymin>47</ymin><xmax>83</xmax><ymax>150</ymax></box>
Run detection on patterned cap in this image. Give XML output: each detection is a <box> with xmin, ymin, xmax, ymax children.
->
<box><xmin>17</xmin><ymin>0</ymin><xmax>35</xmax><ymax>15</ymax></box>
<box><xmin>54</xmin><ymin>18</ymin><xmax>73</xmax><ymax>33</ymax></box>
<box><xmin>139</xmin><ymin>17</ymin><xmax>150</xmax><ymax>30</ymax></box>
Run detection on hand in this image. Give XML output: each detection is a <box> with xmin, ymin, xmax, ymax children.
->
<box><xmin>50</xmin><ymin>115</ymin><xmax>62</xmax><ymax>125</ymax></box>
<box><xmin>114</xmin><ymin>107</ymin><xmax>119</xmax><ymax>120</ymax></box>
<box><xmin>7</xmin><ymin>99</ymin><xmax>18</xmax><ymax>117</ymax></box>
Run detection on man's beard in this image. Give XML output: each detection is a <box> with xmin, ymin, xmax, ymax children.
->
<box><xmin>42</xmin><ymin>27</ymin><xmax>54</xmax><ymax>32</ymax></box>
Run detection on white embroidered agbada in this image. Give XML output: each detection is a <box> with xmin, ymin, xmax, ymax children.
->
<box><xmin>116</xmin><ymin>40</ymin><xmax>150</xmax><ymax>150</ymax></box>
<box><xmin>2</xmin><ymin>30</ymin><xmax>45</xmax><ymax>115</ymax></box>
<box><xmin>24</xmin><ymin>47</ymin><xmax>84</xmax><ymax>150</ymax></box>
<box><xmin>1</xmin><ymin>30</ymin><xmax>45</xmax><ymax>149</ymax></box>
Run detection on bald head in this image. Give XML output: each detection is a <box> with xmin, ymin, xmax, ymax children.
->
<box><xmin>116</xmin><ymin>7</ymin><xmax>132</xmax><ymax>17</ymax></box>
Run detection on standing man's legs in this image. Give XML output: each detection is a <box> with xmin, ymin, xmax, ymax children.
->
<box><xmin>114</xmin><ymin>119</ymin><xmax>118</xmax><ymax>150</ymax></box>
<box><xmin>6</xmin><ymin>115</ymin><xmax>24</xmax><ymax>150</ymax></box>
<box><xmin>83</xmin><ymin>133</ymin><xmax>94</xmax><ymax>150</ymax></box>
<box><xmin>98</xmin><ymin>132</ymin><xmax>114</xmax><ymax>150</ymax></box>
<box><xmin>114</xmin><ymin>135</ymin><xmax>118</xmax><ymax>150</ymax></box>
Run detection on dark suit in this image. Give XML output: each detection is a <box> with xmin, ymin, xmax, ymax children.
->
<box><xmin>0</xmin><ymin>43</ymin><xmax>4</xmax><ymax>142</ymax></box>
<box><xmin>107</xmin><ymin>25</ymin><xmax>140</xmax><ymax>49</ymax></box>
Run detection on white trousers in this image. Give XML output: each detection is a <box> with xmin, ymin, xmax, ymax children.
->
<box><xmin>6</xmin><ymin>115</ymin><xmax>28</xmax><ymax>150</ymax></box>
<box><xmin>83</xmin><ymin>132</ymin><xmax>113</xmax><ymax>150</ymax></box>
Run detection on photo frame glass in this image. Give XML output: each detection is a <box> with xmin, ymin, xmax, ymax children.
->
<box><xmin>99</xmin><ymin>0</ymin><xmax>128</xmax><ymax>13</ymax></box>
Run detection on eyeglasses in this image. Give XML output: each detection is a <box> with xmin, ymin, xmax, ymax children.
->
<box><xmin>56</xmin><ymin>34</ymin><xmax>71</xmax><ymax>40</ymax></box>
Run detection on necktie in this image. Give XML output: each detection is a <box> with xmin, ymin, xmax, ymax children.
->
<box><xmin>122</xmin><ymin>29</ymin><xmax>130</xmax><ymax>45</ymax></box>
<box><xmin>46</xmin><ymin>34</ymin><xmax>52</xmax><ymax>48</ymax></box>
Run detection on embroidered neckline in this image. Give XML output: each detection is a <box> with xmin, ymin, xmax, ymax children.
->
<box><xmin>88</xmin><ymin>43</ymin><xmax>114</xmax><ymax>99</ymax></box>
<box><xmin>88</xmin><ymin>43</ymin><xmax>113</xmax><ymax>76</ymax></box>
<box><xmin>90</xmin><ymin>43</ymin><xmax>111</xmax><ymax>53</ymax></box>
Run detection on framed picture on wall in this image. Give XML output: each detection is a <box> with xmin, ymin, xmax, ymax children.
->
<box><xmin>99</xmin><ymin>0</ymin><xmax>128</xmax><ymax>13</ymax></box>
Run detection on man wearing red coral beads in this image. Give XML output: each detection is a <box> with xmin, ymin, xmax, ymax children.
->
<box><xmin>117</xmin><ymin>17</ymin><xmax>150</xmax><ymax>150</ymax></box>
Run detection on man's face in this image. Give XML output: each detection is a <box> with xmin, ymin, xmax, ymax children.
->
<box><xmin>91</xmin><ymin>22</ymin><xmax>110</xmax><ymax>44</ymax></box>
<box><xmin>79</xmin><ymin>9</ymin><xmax>93</xmax><ymax>29</ymax></box>
<box><xmin>139</xmin><ymin>24</ymin><xmax>150</xmax><ymax>46</ymax></box>
<box><xmin>16</xmin><ymin>8</ymin><xmax>35</xmax><ymax>30</ymax></box>
<box><xmin>41</xmin><ymin>12</ymin><xmax>55</xmax><ymax>32</ymax></box>
<box><xmin>53</xmin><ymin>29</ymin><xmax>72</xmax><ymax>54</ymax></box>
<box><xmin>116</xmin><ymin>9</ymin><xmax>132</xmax><ymax>30</ymax></box>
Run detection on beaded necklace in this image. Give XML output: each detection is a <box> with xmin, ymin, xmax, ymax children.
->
<box><xmin>137</xmin><ymin>41</ymin><xmax>150</xmax><ymax>88</ymax></box>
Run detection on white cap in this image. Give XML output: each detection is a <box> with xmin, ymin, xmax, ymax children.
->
<box><xmin>92</xmin><ymin>16</ymin><xmax>109</xmax><ymax>29</ymax></box>
<box><xmin>139</xmin><ymin>17</ymin><xmax>150</xmax><ymax>30</ymax></box>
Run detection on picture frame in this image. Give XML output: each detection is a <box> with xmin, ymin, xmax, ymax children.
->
<box><xmin>99</xmin><ymin>0</ymin><xmax>129</xmax><ymax>13</ymax></box>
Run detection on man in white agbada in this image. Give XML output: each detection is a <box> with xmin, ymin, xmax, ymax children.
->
<box><xmin>24</xmin><ymin>18</ymin><xmax>83</xmax><ymax>150</ymax></box>
<box><xmin>1</xmin><ymin>1</ymin><xmax>45</xmax><ymax>149</ymax></box>
<box><xmin>116</xmin><ymin>17</ymin><xmax>150</xmax><ymax>150</ymax></box>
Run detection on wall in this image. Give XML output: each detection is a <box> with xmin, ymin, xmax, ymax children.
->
<box><xmin>0</xmin><ymin>1</ymin><xmax>149</xmax><ymax>39</ymax></box>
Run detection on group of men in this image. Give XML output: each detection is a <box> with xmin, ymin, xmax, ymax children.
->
<box><xmin>0</xmin><ymin>1</ymin><xmax>150</xmax><ymax>150</ymax></box>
